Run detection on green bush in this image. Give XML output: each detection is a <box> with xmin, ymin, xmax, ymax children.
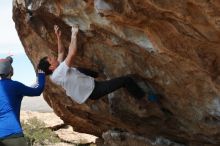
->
<box><xmin>21</xmin><ymin>117</ymin><xmax>60</xmax><ymax>146</ymax></box>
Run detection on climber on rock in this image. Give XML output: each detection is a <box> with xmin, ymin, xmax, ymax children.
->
<box><xmin>38</xmin><ymin>25</ymin><xmax>157</xmax><ymax>104</ymax></box>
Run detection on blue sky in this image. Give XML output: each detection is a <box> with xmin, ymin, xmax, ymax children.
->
<box><xmin>0</xmin><ymin>1</ymin><xmax>36</xmax><ymax>85</ymax></box>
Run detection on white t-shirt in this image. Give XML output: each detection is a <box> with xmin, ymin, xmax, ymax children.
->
<box><xmin>50</xmin><ymin>61</ymin><xmax>95</xmax><ymax>104</ymax></box>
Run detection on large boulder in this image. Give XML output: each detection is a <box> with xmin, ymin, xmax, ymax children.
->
<box><xmin>13</xmin><ymin>0</ymin><xmax>220</xmax><ymax>145</ymax></box>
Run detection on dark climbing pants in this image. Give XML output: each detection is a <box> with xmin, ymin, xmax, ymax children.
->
<box><xmin>0</xmin><ymin>136</ymin><xmax>28</xmax><ymax>146</ymax></box>
<box><xmin>89</xmin><ymin>76</ymin><xmax>145</xmax><ymax>100</ymax></box>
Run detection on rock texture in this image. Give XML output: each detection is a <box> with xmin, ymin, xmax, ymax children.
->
<box><xmin>13</xmin><ymin>0</ymin><xmax>220</xmax><ymax>145</ymax></box>
<box><xmin>102</xmin><ymin>130</ymin><xmax>185</xmax><ymax>146</ymax></box>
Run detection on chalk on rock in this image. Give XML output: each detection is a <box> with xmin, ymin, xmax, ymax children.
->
<box><xmin>94</xmin><ymin>0</ymin><xmax>113</xmax><ymax>13</ymax></box>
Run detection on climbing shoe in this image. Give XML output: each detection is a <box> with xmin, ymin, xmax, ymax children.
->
<box><xmin>136</xmin><ymin>81</ymin><xmax>158</xmax><ymax>102</ymax></box>
<box><xmin>147</xmin><ymin>90</ymin><xmax>158</xmax><ymax>102</ymax></box>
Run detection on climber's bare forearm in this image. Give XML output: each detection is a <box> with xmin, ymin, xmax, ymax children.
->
<box><xmin>65</xmin><ymin>25</ymin><xmax>79</xmax><ymax>67</ymax></box>
<box><xmin>65</xmin><ymin>38</ymin><xmax>77</xmax><ymax>67</ymax></box>
<box><xmin>57</xmin><ymin>37</ymin><xmax>65</xmax><ymax>62</ymax></box>
<box><xmin>65</xmin><ymin>51</ymin><xmax>77</xmax><ymax>67</ymax></box>
<box><xmin>54</xmin><ymin>25</ymin><xmax>65</xmax><ymax>62</ymax></box>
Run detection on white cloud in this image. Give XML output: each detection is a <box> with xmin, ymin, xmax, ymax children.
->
<box><xmin>0</xmin><ymin>1</ymin><xmax>24</xmax><ymax>55</ymax></box>
<box><xmin>0</xmin><ymin>1</ymin><xmax>36</xmax><ymax>86</ymax></box>
<box><xmin>0</xmin><ymin>48</ymin><xmax>24</xmax><ymax>56</ymax></box>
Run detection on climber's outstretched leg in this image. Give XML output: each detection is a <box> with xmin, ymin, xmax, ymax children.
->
<box><xmin>89</xmin><ymin>75</ymin><xmax>145</xmax><ymax>100</ymax></box>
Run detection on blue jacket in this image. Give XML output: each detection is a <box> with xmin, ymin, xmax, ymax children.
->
<box><xmin>0</xmin><ymin>73</ymin><xmax>45</xmax><ymax>138</ymax></box>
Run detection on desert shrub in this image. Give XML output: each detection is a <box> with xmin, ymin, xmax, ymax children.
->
<box><xmin>21</xmin><ymin>117</ymin><xmax>60</xmax><ymax>146</ymax></box>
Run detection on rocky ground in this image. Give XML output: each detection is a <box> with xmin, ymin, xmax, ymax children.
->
<box><xmin>20</xmin><ymin>111</ymin><xmax>97</xmax><ymax>146</ymax></box>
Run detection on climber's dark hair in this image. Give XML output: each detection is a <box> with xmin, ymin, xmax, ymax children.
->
<box><xmin>38</xmin><ymin>56</ymin><xmax>53</xmax><ymax>75</ymax></box>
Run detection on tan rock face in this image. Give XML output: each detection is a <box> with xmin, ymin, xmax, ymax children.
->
<box><xmin>13</xmin><ymin>0</ymin><xmax>220</xmax><ymax>145</ymax></box>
